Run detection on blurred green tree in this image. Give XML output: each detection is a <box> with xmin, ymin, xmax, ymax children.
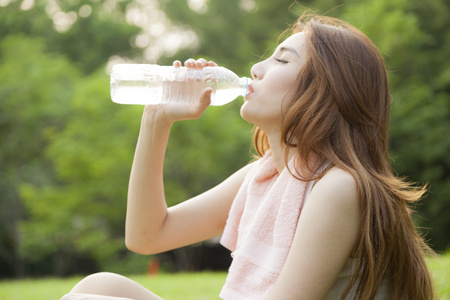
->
<box><xmin>0</xmin><ymin>35</ymin><xmax>79</xmax><ymax>276</ymax></box>
<box><xmin>19</xmin><ymin>68</ymin><xmax>143</xmax><ymax>276</ymax></box>
<box><xmin>0</xmin><ymin>0</ymin><xmax>142</xmax><ymax>276</ymax></box>
<box><xmin>339</xmin><ymin>0</ymin><xmax>450</xmax><ymax>251</ymax></box>
<box><xmin>0</xmin><ymin>0</ymin><xmax>140</xmax><ymax>73</ymax></box>
<box><xmin>0</xmin><ymin>0</ymin><xmax>448</xmax><ymax>278</ymax></box>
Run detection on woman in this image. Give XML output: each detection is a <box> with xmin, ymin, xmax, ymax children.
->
<box><xmin>61</xmin><ymin>13</ymin><xmax>435</xmax><ymax>300</ymax></box>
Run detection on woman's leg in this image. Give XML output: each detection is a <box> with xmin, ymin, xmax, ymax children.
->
<box><xmin>61</xmin><ymin>272</ymin><xmax>162</xmax><ymax>300</ymax></box>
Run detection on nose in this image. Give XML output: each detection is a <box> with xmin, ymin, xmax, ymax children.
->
<box><xmin>251</xmin><ymin>61</ymin><xmax>264</xmax><ymax>80</ymax></box>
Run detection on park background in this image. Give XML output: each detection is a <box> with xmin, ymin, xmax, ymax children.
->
<box><xmin>0</xmin><ymin>0</ymin><xmax>449</xmax><ymax>294</ymax></box>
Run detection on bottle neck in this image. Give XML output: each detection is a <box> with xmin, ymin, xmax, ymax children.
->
<box><xmin>239</xmin><ymin>77</ymin><xmax>252</xmax><ymax>96</ymax></box>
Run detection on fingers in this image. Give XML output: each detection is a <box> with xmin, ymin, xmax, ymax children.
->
<box><xmin>185</xmin><ymin>58</ymin><xmax>206</xmax><ymax>69</ymax></box>
<box><xmin>183</xmin><ymin>58</ymin><xmax>217</xmax><ymax>69</ymax></box>
<box><xmin>184</xmin><ymin>58</ymin><xmax>196</xmax><ymax>68</ymax></box>
<box><xmin>172</xmin><ymin>60</ymin><xmax>182</xmax><ymax>68</ymax></box>
<box><xmin>174</xmin><ymin>58</ymin><xmax>218</xmax><ymax>69</ymax></box>
<box><xmin>189</xmin><ymin>87</ymin><xmax>212</xmax><ymax>119</ymax></box>
<box><xmin>199</xmin><ymin>87</ymin><xmax>213</xmax><ymax>107</ymax></box>
<box><xmin>154</xmin><ymin>87</ymin><xmax>212</xmax><ymax>124</ymax></box>
<box><xmin>207</xmin><ymin>60</ymin><xmax>218</xmax><ymax>67</ymax></box>
<box><xmin>194</xmin><ymin>58</ymin><xmax>207</xmax><ymax>69</ymax></box>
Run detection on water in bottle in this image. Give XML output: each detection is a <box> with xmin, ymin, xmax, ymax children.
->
<box><xmin>110</xmin><ymin>64</ymin><xmax>252</xmax><ymax>106</ymax></box>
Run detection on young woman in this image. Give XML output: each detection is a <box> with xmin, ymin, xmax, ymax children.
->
<box><xmin>61</xmin><ymin>13</ymin><xmax>435</xmax><ymax>300</ymax></box>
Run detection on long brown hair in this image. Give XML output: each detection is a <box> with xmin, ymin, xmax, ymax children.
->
<box><xmin>253</xmin><ymin>13</ymin><xmax>435</xmax><ymax>299</ymax></box>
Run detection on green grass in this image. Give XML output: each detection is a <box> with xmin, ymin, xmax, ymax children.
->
<box><xmin>1</xmin><ymin>254</ymin><xmax>449</xmax><ymax>300</ymax></box>
<box><xmin>0</xmin><ymin>272</ymin><xmax>227</xmax><ymax>300</ymax></box>
<box><xmin>427</xmin><ymin>254</ymin><xmax>450</xmax><ymax>299</ymax></box>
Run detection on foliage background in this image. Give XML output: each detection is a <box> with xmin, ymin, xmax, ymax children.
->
<box><xmin>0</xmin><ymin>0</ymin><xmax>448</xmax><ymax>277</ymax></box>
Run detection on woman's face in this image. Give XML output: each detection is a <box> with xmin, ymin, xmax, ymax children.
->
<box><xmin>241</xmin><ymin>32</ymin><xmax>307</xmax><ymax>133</ymax></box>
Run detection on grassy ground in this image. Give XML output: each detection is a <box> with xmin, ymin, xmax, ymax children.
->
<box><xmin>1</xmin><ymin>254</ymin><xmax>449</xmax><ymax>300</ymax></box>
<box><xmin>0</xmin><ymin>272</ymin><xmax>227</xmax><ymax>300</ymax></box>
<box><xmin>427</xmin><ymin>254</ymin><xmax>450</xmax><ymax>299</ymax></box>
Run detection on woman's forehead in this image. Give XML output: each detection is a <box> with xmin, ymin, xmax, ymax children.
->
<box><xmin>275</xmin><ymin>32</ymin><xmax>307</xmax><ymax>58</ymax></box>
<box><xmin>279</xmin><ymin>32</ymin><xmax>306</xmax><ymax>49</ymax></box>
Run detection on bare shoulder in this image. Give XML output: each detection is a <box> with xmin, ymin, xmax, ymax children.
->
<box><xmin>308</xmin><ymin>167</ymin><xmax>359</xmax><ymax>212</ymax></box>
<box><xmin>318</xmin><ymin>167</ymin><xmax>357</xmax><ymax>191</ymax></box>
<box><xmin>267</xmin><ymin>167</ymin><xmax>361</xmax><ymax>299</ymax></box>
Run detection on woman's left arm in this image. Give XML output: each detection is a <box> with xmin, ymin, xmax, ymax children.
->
<box><xmin>267</xmin><ymin>167</ymin><xmax>361</xmax><ymax>300</ymax></box>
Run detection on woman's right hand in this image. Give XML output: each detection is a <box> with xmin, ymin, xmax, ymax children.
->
<box><xmin>143</xmin><ymin>58</ymin><xmax>218</xmax><ymax>127</ymax></box>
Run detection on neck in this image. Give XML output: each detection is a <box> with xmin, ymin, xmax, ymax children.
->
<box><xmin>266</xmin><ymin>132</ymin><xmax>296</xmax><ymax>173</ymax></box>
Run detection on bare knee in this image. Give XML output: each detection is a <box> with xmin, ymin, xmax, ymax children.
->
<box><xmin>85</xmin><ymin>272</ymin><xmax>126</xmax><ymax>282</ymax></box>
<box><xmin>69</xmin><ymin>272</ymin><xmax>162</xmax><ymax>300</ymax></box>
<box><xmin>70</xmin><ymin>272</ymin><xmax>119</xmax><ymax>293</ymax></box>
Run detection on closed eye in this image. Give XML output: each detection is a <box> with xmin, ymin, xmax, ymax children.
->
<box><xmin>274</xmin><ymin>58</ymin><xmax>289</xmax><ymax>63</ymax></box>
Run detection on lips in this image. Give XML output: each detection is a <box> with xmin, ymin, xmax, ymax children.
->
<box><xmin>246</xmin><ymin>84</ymin><xmax>254</xmax><ymax>96</ymax></box>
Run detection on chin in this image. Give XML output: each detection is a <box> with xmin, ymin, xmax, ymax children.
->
<box><xmin>240</xmin><ymin>102</ymin><xmax>256</xmax><ymax>125</ymax></box>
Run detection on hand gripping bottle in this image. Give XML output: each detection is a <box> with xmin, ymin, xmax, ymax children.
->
<box><xmin>110</xmin><ymin>64</ymin><xmax>252</xmax><ymax>106</ymax></box>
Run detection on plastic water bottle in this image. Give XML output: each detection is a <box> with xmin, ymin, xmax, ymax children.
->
<box><xmin>110</xmin><ymin>64</ymin><xmax>252</xmax><ymax>106</ymax></box>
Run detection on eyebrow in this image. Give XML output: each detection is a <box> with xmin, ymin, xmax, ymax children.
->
<box><xmin>279</xmin><ymin>46</ymin><xmax>300</xmax><ymax>58</ymax></box>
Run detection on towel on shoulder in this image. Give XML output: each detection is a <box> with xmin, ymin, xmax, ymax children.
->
<box><xmin>220</xmin><ymin>150</ymin><xmax>320</xmax><ymax>300</ymax></box>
